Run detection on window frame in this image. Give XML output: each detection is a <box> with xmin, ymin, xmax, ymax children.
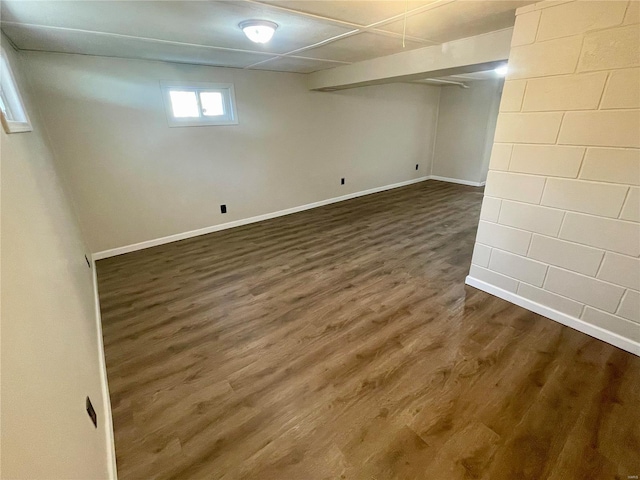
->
<box><xmin>0</xmin><ymin>47</ymin><xmax>32</xmax><ymax>134</ymax></box>
<box><xmin>160</xmin><ymin>81</ymin><xmax>238</xmax><ymax>127</ymax></box>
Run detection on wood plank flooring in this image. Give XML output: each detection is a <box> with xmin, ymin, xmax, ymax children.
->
<box><xmin>97</xmin><ymin>180</ymin><xmax>640</xmax><ymax>480</ymax></box>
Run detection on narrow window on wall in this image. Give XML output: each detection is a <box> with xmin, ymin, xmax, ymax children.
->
<box><xmin>0</xmin><ymin>47</ymin><xmax>32</xmax><ymax>134</ymax></box>
<box><xmin>160</xmin><ymin>82</ymin><xmax>238</xmax><ymax>127</ymax></box>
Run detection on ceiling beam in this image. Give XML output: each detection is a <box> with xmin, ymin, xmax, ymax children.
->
<box><xmin>307</xmin><ymin>28</ymin><xmax>513</xmax><ymax>91</ymax></box>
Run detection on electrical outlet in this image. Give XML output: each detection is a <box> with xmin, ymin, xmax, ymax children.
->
<box><xmin>341</xmin><ymin>178</ymin><xmax>345</xmax><ymax>185</ymax></box>
<box><xmin>220</xmin><ymin>204</ymin><xmax>227</xmax><ymax>214</ymax></box>
<box><xmin>86</xmin><ymin>396</ymin><xmax>97</xmax><ymax>428</ymax></box>
<box><xmin>416</xmin><ymin>164</ymin><xmax>419</xmax><ymax>170</ymax></box>
<box><xmin>85</xmin><ymin>255</ymin><xmax>91</xmax><ymax>268</ymax></box>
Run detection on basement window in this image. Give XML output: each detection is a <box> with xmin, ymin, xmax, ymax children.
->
<box><xmin>0</xmin><ymin>47</ymin><xmax>32</xmax><ymax>134</ymax></box>
<box><xmin>161</xmin><ymin>82</ymin><xmax>238</xmax><ymax>127</ymax></box>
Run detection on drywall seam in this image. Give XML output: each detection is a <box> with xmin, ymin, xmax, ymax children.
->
<box><xmin>90</xmin><ymin>263</ymin><xmax>118</xmax><ymax>480</ymax></box>
<box><xmin>466</xmin><ymin>275</ymin><xmax>640</xmax><ymax>356</ymax></box>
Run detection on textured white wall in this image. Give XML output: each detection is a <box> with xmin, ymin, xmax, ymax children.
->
<box><xmin>22</xmin><ymin>52</ymin><xmax>441</xmax><ymax>254</ymax></box>
<box><xmin>468</xmin><ymin>0</ymin><xmax>640</xmax><ymax>353</ymax></box>
<box><xmin>0</xmin><ymin>40</ymin><xmax>114</xmax><ymax>479</ymax></box>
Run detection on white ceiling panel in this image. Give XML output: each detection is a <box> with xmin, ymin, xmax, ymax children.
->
<box><xmin>0</xmin><ymin>0</ymin><xmax>353</xmax><ymax>54</ymax></box>
<box><xmin>0</xmin><ymin>0</ymin><xmax>531</xmax><ymax>74</ymax></box>
<box><xmin>250</xmin><ymin>55</ymin><xmax>348</xmax><ymax>73</ymax></box>
<box><xmin>304</xmin><ymin>31</ymin><xmax>427</xmax><ymax>63</ymax></box>
<box><xmin>380</xmin><ymin>1</ymin><xmax>533</xmax><ymax>43</ymax></box>
<box><xmin>2</xmin><ymin>23</ymin><xmax>272</xmax><ymax>68</ymax></box>
<box><xmin>264</xmin><ymin>0</ymin><xmax>437</xmax><ymax>27</ymax></box>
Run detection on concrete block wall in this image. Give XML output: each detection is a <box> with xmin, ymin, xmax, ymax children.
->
<box><xmin>467</xmin><ymin>0</ymin><xmax>640</xmax><ymax>354</ymax></box>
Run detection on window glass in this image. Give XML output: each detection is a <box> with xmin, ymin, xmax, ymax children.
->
<box><xmin>0</xmin><ymin>88</ymin><xmax>11</xmax><ymax>119</ymax></box>
<box><xmin>0</xmin><ymin>48</ymin><xmax>32</xmax><ymax>133</ymax></box>
<box><xmin>169</xmin><ymin>91</ymin><xmax>199</xmax><ymax>118</ymax></box>
<box><xmin>200</xmin><ymin>91</ymin><xmax>224</xmax><ymax>117</ymax></box>
<box><xmin>161</xmin><ymin>82</ymin><xmax>237</xmax><ymax>127</ymax></box>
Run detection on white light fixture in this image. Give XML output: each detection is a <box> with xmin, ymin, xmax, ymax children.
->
<box><xmin>494</xmin><ymin>64</ymin><xmax>508</xmax><ymax>76</ymax></box>
<box><xmin>240</xmin><ymin>20</ymin><xmax>278</xmax><ymax>44</ymax></box>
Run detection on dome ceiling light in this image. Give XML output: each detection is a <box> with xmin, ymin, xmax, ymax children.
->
<box><xmin>239</xmin><ymin>20</ymin><xmax>278</xmax><ymax>44</ymax></box>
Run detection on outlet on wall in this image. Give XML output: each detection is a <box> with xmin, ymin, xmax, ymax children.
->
<box><xmin>416</xmin><ymin>164</ymin><xmax>419</xmax><ymax>170</ymax></box>
<box><xmin>220</xmin><ymin>204</ymin><xmax>227</xmax><ymax>214</ymax></box>
<box><xmin>341</xmin><ymin>178</ymin><xmax>345</xmax><ymax>185</ymax></box>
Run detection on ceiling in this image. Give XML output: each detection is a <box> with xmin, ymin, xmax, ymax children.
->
<box><xmin>0</xmin><ymin>0</ymin><xmax>535</xmax><ymax>74</ymax></box>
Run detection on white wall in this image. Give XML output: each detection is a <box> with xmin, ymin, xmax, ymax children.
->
<box><xmin>431</xmin><ymin>78</ymin><xmax>503</xmax><ymax>184</ymax></box>
<box><xmin>0</xmin><ymin>40</ymin><xmax>114</xmax><ymax>478</ymax></box>
<box><xmin>21</xmin><ymin>52</ymin><xmax>440</xmax><ymax>254</ymax></box>
<box><xmin>468</xmin><ymin>0</ymin><xmax>639</xmax><ymax>355</ymax></box>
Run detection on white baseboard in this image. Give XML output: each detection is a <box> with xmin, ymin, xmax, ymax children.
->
<box><xmin>466</xmin><ymin>275</ymin><xmax>640</xmax><ymax>356</ymax></box>
<box><xmin>90</xmin><ymin>261</ymin><xmax>118</xmax><ymax>478</ymax></box>
<box><xmin>430</xmin><ymin>175</ymin><xmax>485</xmax><ymax>187</ymax></box>
<box><xmin>92</xmin><ymin>176</ymin><xmax>432</xmax><ymax>260</ymax></box>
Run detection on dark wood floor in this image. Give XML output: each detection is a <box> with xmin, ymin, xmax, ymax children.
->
<box><xmin>97</xmin><ymin>180</ymin><xmax>640</xmax><ymax>480</ymax></box>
